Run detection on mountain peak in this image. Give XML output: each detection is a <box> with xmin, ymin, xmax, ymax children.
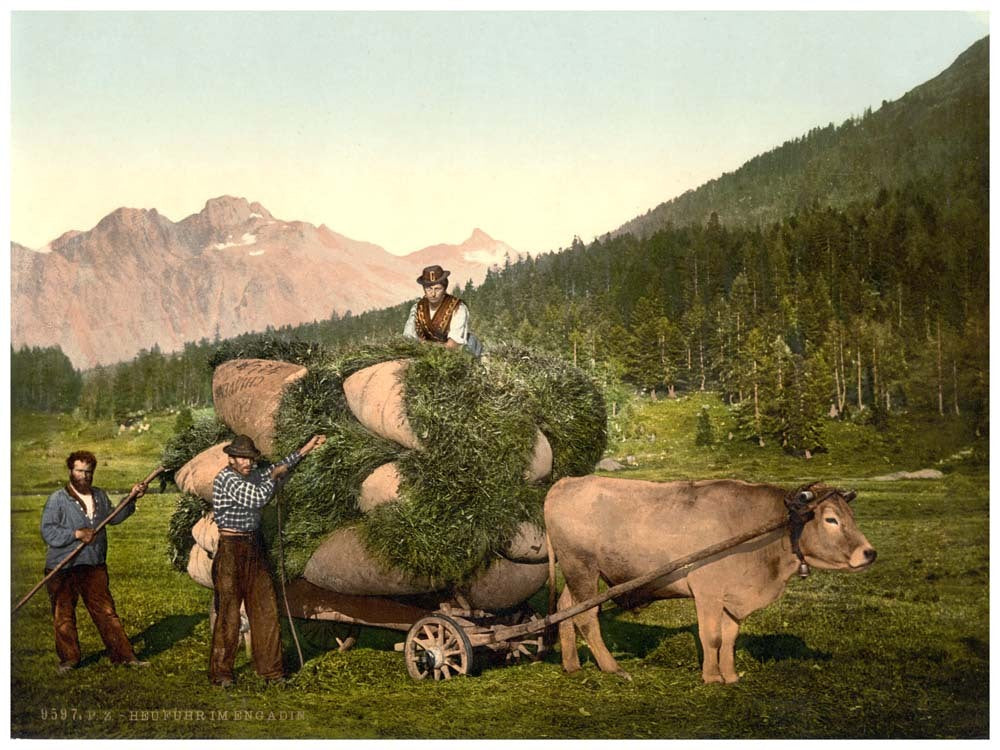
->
<box><xmin>463</xmin><ymin>228</ymin><xmax>494</xmax><ymax>246</ymax></box>
<box><xmin>95</xmin><ymin>206</ymin><xmax>162</xmax><ymax>233</ymax></box>
<box><xmin>200</xmin><ymin>196</ymin><xmax>273</xmax><ymax>229</ymax></box>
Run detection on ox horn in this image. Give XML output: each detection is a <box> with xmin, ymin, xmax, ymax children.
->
<box><xmin>843</xmin><ymin>490</ymin><xmax>858</xmax><ymax>503</ymax></box>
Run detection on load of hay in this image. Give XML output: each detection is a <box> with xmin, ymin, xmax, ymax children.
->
<box><xmin>164</xmin><ymin>336</ymin><xmax>606</xmax><ymax>609</ymax></box>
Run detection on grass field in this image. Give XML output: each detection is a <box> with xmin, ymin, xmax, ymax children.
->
<box><xmin>9</xmin><ymin>397</ymin><xmax>989</xmax><ymax>739</ymax></box>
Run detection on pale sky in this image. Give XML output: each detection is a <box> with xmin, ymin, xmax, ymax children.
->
<box><xmin>8</xmin><ymin>9</ymin><xmax>990</xmax><ymax>255</ymax></box>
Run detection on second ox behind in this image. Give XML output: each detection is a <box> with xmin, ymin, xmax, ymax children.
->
<box><xmin>544</xmin><ymin>477</ymin><xmax>876</xmax><ymax>684</ymax></box>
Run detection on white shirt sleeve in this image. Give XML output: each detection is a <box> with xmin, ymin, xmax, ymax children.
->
<box><xmin>448</xmin><ymin>302</ymin><xmax>469</xmax><ymax>344</ymax></box>
<box><xmin>403</xmin><ymin>303</ymin><xmax>419</xmax><ymax>339</ymax></box>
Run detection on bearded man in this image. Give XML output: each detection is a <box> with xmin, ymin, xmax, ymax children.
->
<box><xmin>41</xmin><ymin>450</ymin><xmax>150</xmax><ymax>672</ymax></box>
<box><xmin>403</xmin><ymin>264</ymin><xmax>482</xmax><ymax>355</ymax></box>
<box><xmin>208</xmin><ymin>432</ymin><xmax>325</xmax><ymax>688</ymax></box>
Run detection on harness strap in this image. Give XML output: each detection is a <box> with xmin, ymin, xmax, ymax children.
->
<box><xmin>785</xmin><ymin>485</ymin><xmax>839</xmax><ymax>577</ymax></box>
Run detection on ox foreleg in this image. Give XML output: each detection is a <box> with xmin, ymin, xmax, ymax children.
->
<box><xmin>557</xmin><ymin>586</ymin><xmax>581</xmax><ymax>673</ymax></box>
<box><xmin>717</xmin><ymin>609</ymin><xmax>742</xmax><ymax>684</ymax></box>
<box><xmin>559</xmin><ymin>558</ymin><xmax>629</xmax><ymax>679</ymax></box>
<box><xmin>574</xmin><ymin>605</ymin><xmax>630</xmax><ymax>679</ymax></box>
<box><xmin>694</xmin><ymin>596</ymin><xmax>728</xmax><ymax>684</ymax></box>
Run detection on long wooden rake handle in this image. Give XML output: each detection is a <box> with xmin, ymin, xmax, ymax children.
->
<box><xmin>12</xmin><ymin>466</ymin><xmax>165</xmax><ymax>615</ymax></box>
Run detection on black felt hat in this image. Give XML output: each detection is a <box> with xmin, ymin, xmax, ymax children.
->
<box><xmin>223</xmin><ymin>435</ymin><xmax>261</xmax><ymax>459</ymax></box>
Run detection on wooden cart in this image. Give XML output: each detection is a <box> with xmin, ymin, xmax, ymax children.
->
<box><xmin>279</xmin><ymin>509</ymin><xmax>794</xmax><ymax>681</ymax></box>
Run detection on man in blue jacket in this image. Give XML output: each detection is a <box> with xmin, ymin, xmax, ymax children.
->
<box><xmin>41</xmin><ymin>450</ymin><xmax>149</xmax><ymax>672</ymax></box>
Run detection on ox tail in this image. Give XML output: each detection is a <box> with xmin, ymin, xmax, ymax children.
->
<box><xmin>546</xmin><ymin>531</ymin><xmax>557</xmax><ymax>616</ymax></box>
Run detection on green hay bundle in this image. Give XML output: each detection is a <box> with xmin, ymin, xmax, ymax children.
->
<box><xmin>161</xmin><ymin>414</ymin><xmax>234</xmax><ymax>477</ymax></box>
<box><xmin>167</xmin><ymin>335</ymin><xmax>607</xmax><ymax>586</ymax></box>
<box><xmin>167</xmin><ymin>494</ymin><xmax>212</xmax><ymax>571</ymax></box>
<box><xmin>207</xmin><ymin>337</ymin><xmax>323</xmax><ymax>370</ymax></box>
<box><xmin>361</xmin><ymin>346</ymin><xmax>543</xmax><ymax>584</ymax></box>
<box><xmin>483</xmin><ymin>343</ymin><xmax>608</xmax><ymax>478</ymax></box>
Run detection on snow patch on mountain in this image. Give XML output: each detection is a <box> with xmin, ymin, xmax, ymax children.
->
<box><xmin>210</xmin><ymin>233</ymin><xmax>258</xmax><ymax>250</ymax></box>
<box><xmin>463</xmin><ymin>248</ymin><xmax>508</xmax><ymax>266</ymax></box>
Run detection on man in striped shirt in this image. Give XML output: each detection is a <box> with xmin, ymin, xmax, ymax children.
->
<box><xmin>209</xmin><ymin>432</ymin><xmax>325</xmax><ymax>687</ymax></box>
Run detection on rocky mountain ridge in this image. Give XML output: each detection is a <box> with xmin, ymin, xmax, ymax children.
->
<box><xmin>11</xmin><ymin>196</ymin><xmax>520</xmax><ymax>367</ymax></box>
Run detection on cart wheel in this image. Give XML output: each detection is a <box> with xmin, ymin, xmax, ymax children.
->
<box><xmin>404</xmin><ymin>614</ymin><xmax>473</xmax><ymax>681</ymax></box>
<box><xmin>505</xmin><ymin>613</ymin><xmax>548</xmax><ymax>663</ymax></box>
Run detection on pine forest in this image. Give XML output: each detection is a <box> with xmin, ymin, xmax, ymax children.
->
<box><xmin>11</xmin><ymin>37</ymin><xmax>989</xmax><ymax>458</ymax></box>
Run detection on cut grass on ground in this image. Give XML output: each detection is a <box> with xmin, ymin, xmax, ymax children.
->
<box><xmin>9</xmin><ymin>402</ymin><xmax>989</xmax><ymax>738</ymax></box>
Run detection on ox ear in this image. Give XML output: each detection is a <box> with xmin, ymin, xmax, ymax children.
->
<box><xmin>843</xmin><ymin>490</ymin><xmax>857</xmax><ymax>503</ymax></box>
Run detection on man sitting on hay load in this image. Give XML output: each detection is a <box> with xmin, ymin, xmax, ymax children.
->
<box><xmin>404</xmin><ymin>264</ymin><xmax>483</xmax><ymax>356</ymax></box>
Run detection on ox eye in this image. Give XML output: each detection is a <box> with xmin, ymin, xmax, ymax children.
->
<box><xmin>824</xmin><ymin>517</ymin><xmax>839</xmax><ymax>526</ymax></box>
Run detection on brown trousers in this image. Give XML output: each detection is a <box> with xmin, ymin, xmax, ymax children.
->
<box><xmin>45</xmin><ymin>563</ymin><xmax>137</xmax><ymax>666</ymax></box>
<box><xmin>208</xmin><ymin>535</ymin><xmax>283</xmax><ymax>683</ymax></box>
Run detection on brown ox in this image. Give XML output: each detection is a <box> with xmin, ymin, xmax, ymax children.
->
<box><xmin>544</xmin><ymin>477</ymin><xmax>876</xmax><ymax>683</ymax></box>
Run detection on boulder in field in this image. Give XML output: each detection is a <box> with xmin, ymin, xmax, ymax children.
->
<box><xmin>525</xmin><ymin>430</ymin><xmax>553</xmax><ymax>482</ymax></box>
<box><xmin>870</xmin><ymin>468</ymin><xmax>945</xmax><ymax>481</ymax></box>
<box><xmin>596</xmin><ymin>457</ymin><xmax>625</xmax><ymax>472</ymax></box>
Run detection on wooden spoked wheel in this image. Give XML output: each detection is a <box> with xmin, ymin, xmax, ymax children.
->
<box><xmin>503</xmin><ymin>612</ymin><xmax>548</xmax><ymax>663</ymax></box>
<box><xmin>404</xmin><ymin>615</ymin><xmax>473</xmax><ymax>680</ymax></box>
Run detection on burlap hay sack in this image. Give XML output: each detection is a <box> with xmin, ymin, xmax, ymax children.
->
<box><xmin>213</xmin><ymin>358</ymin><xmax>308</xmax><ymax>456</ymax></box>
<box><xmin>192</xmin><ymin>513</ymin><xmax>219</xmax><ymax>556</ymax></box>
<box><xmin>175</xmin><ymin>443</ymin><xmax>230</xmax><ymax>501</ymax></box>
<box><xmin>187</xmin><ymin>542</ymin><xmax>214</xmax><ymax>589</ymax></box>
<box><xmin>525</xmin><ymin>430</ymin><xmax>553</xmax><ymax>482</ymax></box>
<box><xmin>303</xmin><ymin>526</ymin><xmax>547</xmax><ymax>607</ymax></box>
<box><xmin>457</xmin><ymin>557</ymin><xmax>549</xmax><ymax>611</ymax></box>
<box><xmin>342</xmin><ymin>359</ymin><xmax>421</xmax><ymax>450</ymax></box>
<box><xmin>303</xmin><ymin>526</ymin><xmax>435</xmax><ymax>596</ymax></box>
<box><xmin>502</xmin><ymin>522</ymin><xmax>547</xmax><ymax>564</ymax></box>
<box><xmin>358</xmin><ymin>463</ymin><xmax>402</xmax><ymax>513</ymax></box>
